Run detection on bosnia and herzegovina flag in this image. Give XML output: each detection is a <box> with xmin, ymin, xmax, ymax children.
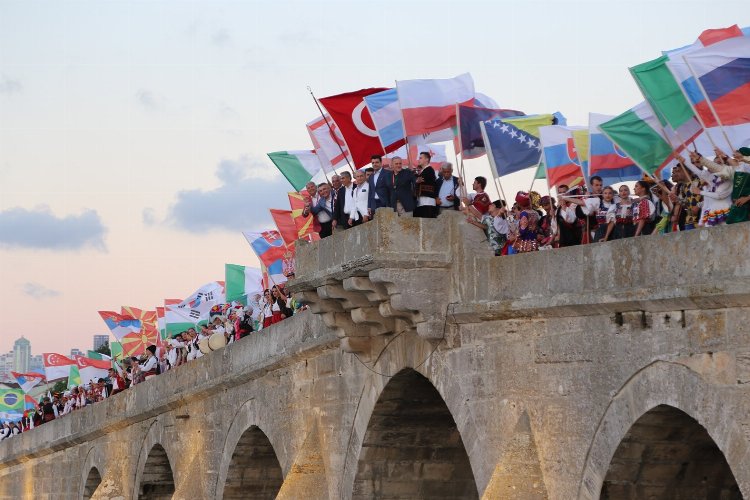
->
<box><xmin>479</xmin><ymin>114</ymin><xmax>562</xmax><ymax>178</ymax></box>
<box><xmin>589</xmin><ymin>113</ymin><xmax>642</xmax><ymax>185</ymax></box>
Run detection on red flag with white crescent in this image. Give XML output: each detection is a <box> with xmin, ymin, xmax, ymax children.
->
<box><xmin>319</xmin><ymin>88</ymin><xmax>389</xmax><ymax>168</ymax></box>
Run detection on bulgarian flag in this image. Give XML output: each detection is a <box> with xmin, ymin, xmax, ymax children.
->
<box><xmin>630</xmin><ymin>55</ymin><xmax>703</xmax><ymax>142</ymax></box>
<box><xmin>268</xmin><ymin>150</ymin><xmax>322</xmax><ymax>191</ymax></box>
<box><xmin>225</xmin><ymin>264</ymin><xmax>263</xmax><ymax>305</ymax></box>
<box><xmin>598</xmin><ymin>101</ymin><xmax>699</xmax><ymax>177</ymax></box>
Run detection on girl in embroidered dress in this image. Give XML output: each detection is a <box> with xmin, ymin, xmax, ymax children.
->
<box><xmin>632</xmin><ymin>181</ymin><xmax>657</xmax><ymax>236</ymax></box>
<box><xmin>683</xmin><ymin>151</ymin><xmax>733</xmax><ymax>226</ymax></box>
<box><xmin>610</xmin><ymin>185</ymin><xmax>635</xmax><ymax>239</ymax></box>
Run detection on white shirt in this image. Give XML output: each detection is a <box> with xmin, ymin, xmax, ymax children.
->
<box><xmin>349</xmin><ymin>184</ymin><xmax>370</xmax><ymax>221</ymax></box>
<box><xmin>438</xmin><ymin>177</ymin><xmax>456</xmax><ymax>207</ymax></box>
<box><xmin>142</xmin><ymin>355</ymin><xmax>157</xmax><ymax>373</ymax></box>
<box><xmin>371</xmin><ymin>169</ymin><xmax>381</xmax><ymax>199</ymax></box>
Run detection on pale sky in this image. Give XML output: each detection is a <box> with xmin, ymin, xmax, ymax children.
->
<box><xmin>0</xmin><ymin>0</ymin><xmax>744</xmax><ymax>355</ymax></box>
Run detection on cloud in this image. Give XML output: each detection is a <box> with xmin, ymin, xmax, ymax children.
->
<box><xmin>163</xmin><ymin>156</ymin><xmax>290</xmax><ymax>233</ymax></box>
<box><xmin>0</xmin><ymin>74</ymin><xmax>22</xmax><ymax>95</ymax></box>
<box><xmin>278</xmin><ymin>30</ymin><xmax>320</xmax><ymax>46</ymax></box>
<box><xmin>211</xmin><ymin>28</ymin><xmax>231</xmax><ymax>47</ymax></box>
<box><xmin>21</xmin><ymin>282</ymin><xmax>61</xmax><ymax>299</ymax></box>
<box><xmin>135</xmin><ymin>89</ymin><xmax>165</xmax><ymax>112</ymax></box>
<box><xmin>0</xmin><ymin>207</ymin><xmax>107</xmax><ymax>251</ymax></box>
<box><xmin>142</xmin><ymin>208</ymin><xmax>156</xmax><ymax>226</ymax></box>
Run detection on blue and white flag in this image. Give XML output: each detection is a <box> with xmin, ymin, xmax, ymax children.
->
<box><xmin>364</xmin><ymin>88</ymin><xmax>406</xmax><ymax>152</ymax></box>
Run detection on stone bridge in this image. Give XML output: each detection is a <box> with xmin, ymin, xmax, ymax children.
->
<box><xmin>1</xmin><ymin>210</ymin><xmax>749</xmax><ymax>499</ymax></box>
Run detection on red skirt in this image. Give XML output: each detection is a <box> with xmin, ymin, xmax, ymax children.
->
<box><xmin>263</xmin><ymin>317</ymin><xmax>273</xmax><ymax>328</ymax></box>
<box><xmin>271</xmin><ymin>311</ymin><xmax>283</xmax><ymax>324</ymax></box>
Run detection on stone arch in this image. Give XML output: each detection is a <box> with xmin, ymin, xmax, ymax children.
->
<box><xmin>338</xmin><ymin>333</ymin><xmax>502</xmax><ymax>498</ymax></box>
<box><xmin>222</xmin><ymin>426</ymin><xmax>283</xmax><ymax>499</ymax></box>
<box><xmin>600</xmin><ymin>404</ymin><xmax>741</xmax><ymax>499</ymax></box>
<box><xmin>137</xmin><ymin>444</ymin><xmax>174</xmax><ymax>500</ymax></box>
<box><xmin>351</xmin><ymin>368</ymin><xmax>478</xmax><ymax>499</ymax></box>
<box><xmin>214</xmin><ymin>398</ymin><xmax>287</xmax><ymax>499</ymax></box>
<box><xmin>579</xmin><ymin>361</ymin><xmax>750</xmax><ymax>499</ymax></box>
<box><xmin>82</xmin><ymin>467</ymin><xmax>102</xmax><ymax>499</ymax></box>
<box><xmin>78</xmin><ymin>444</ymin><xmax>105</xmax><ymax>500</ymax></box>
<box><xmin>132</xmin><ymin>421</ymin><xmax>178</xmax><ymax>500</ymax></box>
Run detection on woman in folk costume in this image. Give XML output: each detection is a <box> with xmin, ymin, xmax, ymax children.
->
<box><xmin>538</xmin><ymin>196</ymin><xmax>557</xmax><ymax>248</ymax></box>
<box><xmin>631</xmin><ymin>180</ymin><xmax>658</xmax><ymax>236</ymax></box>
<box><xmin>683</xmin><ymin>151</ymin><xmax>733</xmax><ymax>226</ymax></box>
<box><xmin>565</xmin><ymin>186</ymin><xmax>617</xmax><ymax>242</ymax></box>
<box><xmin>610</xmin><ymin>185</ymin><xmax>635</xmax><ymax>239</ymax></box>
<box><xmin>508</xmin><ymin>192</ymin><xmax>541</xmax><ymax>253</ymax></box>
<box><xmin>261</xmin><ymin>289</ymin><xmax>274</xmax><ymax>329</ymax></box>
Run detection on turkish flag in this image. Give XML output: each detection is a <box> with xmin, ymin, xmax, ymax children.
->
<box><xmin>319</xmin><ymin>88</ymin><xmax>388</xmax><ymax>168</ymax></box>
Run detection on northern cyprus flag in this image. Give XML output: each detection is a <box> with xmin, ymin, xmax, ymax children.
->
<box><xmin>268</xmin><ymin>150</ymin><xmax>322</xmax><ymax>191</ymax></box>
<box><xmin>225</xmin><ymin>264</ymin><xmax>263</xmax><ymax>305</ymax></box>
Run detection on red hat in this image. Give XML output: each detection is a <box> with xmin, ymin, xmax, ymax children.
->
<box><xmin>515</xmin><ymin>191</ymin><xmax>530</xmax><ymax>208</ymax></box>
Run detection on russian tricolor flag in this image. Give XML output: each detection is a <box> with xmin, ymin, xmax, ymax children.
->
<box><xmin>589</xmin><ymin>113</ymin><xmax>642</xmax><ymax>185</ymax></box>
<box><xmin>539</xmin><ymin>125</ymin><xmax>586</xmax><ymax>188</ymax></box>
<box><xmin>684</xmin><ymin>36</ymin><xmax>750</xmax><ymax>128</ymax></box>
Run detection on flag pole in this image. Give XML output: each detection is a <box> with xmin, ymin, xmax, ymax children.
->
<box><xmin>667</xmin><ymin>60</ymin><xmax>719</xmax><ymax>151</ymax></box>
<box><xmin>454</xmin><ymin>103</ymin><xmax>469</xmax><ymax>203</ymax></box>
<box><xmin>479</xmin><ymin>121</ymin><xmax>508</xmax><ymax>203</ymax></box>
<box><xmin>681</xmin><ymin>55</ymin><xmax>734</xmax><ymax>152</ymax></box>
<box><xmin>393</xmin><ymin>80</ymin><xmax>414</xmax><ymax>169</ymax></box>
<box><xmin>307</xmin><ymin>86</ymin><xmax>355</xmax><ymax>174</ymax></box>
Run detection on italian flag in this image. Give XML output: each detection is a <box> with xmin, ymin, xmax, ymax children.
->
<box><xmin>598</xmin><ymin>101</ymin><xmax>700</xmax><ymax>176</ymax></box>
<box><xmin>268</xmin><ymin>151</ymin><xmax>322</xmax><ymax>191</ymax></box>
<box><xmin>225</xmin><ymin>264</ymin><xmax>263</xmax><ymax>306</ymax></box>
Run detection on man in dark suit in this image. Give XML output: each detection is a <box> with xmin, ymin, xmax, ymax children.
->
<box><xmin>332</xmin><ymin>171</ymin><xmax>353</xmax><ymax>231</ymax></box>
<box><xmin>367</xmin><ymin>154</ymin><xmax>393</xmax><ymax>213</ymax></box>
<box><xmin>413</xmin><ymin>152</ymin><xmax>438</xmax><ymax>218</ymax></box>
<box><xmin>435</xmin><ymin>162</ymin><xmax>462</xmax><ymax>213</ymax></box>
<box><xmin>389</xmin><ymin>157</ymin><xmax>416</xmax><ymax>215</ymax></box>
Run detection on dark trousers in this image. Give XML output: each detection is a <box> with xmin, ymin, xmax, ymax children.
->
<box><xmin>319</xmin><ymin>220</ymin><xmax>333</xmax><ymax>238</ymax></box>
<box><xmin>335</xmin><ymin>219</ymin><xmax>351</xmax><ymax>231</ymax></box>
<box><xmin>414</xmin><ymin>205</ymin><xmax>438</xmax><ymax>218</ymax></box>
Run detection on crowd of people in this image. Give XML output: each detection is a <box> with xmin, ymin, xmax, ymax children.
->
<box><xmin>298</xmin><ymin>147</ymin><xmax>750</xmax><ymax>255</ymax></box>
<box><xmin>0</xmin><ymin>284</ymin><xmax>302</xmax><ymax>442</ymax></box>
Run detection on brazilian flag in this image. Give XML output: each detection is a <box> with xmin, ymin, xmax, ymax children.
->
<box><xmin>0</xmin><ymin>389</ymin><xmax>24</xmax><ymax>412</ymax></box>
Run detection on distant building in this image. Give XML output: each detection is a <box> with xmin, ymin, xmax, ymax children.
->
<box><xmin>13</xmin><ymin>337</ymin><xmax>31</xmax><ymax>373</ymax></box>
<box><xmin>93</xmin><ymin>335</ymin><xmax>108</xmax><ymax>351</ymax></box>
<box><xmin>70</xmin><ymin>348</ymin><xmax>84</xmax><ymax>358</ymax></box>
<box><xmin>0</xmin><ymin>352</ymin><xmax>14</xmax><ymax>382</ymax></box>
<box><xmin>29</xmin><ymin>354</ymin><xmax>44</xmax><ymax>374</ymax></box>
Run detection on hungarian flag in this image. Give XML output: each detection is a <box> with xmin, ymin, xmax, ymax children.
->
<box><xmin>156</xmin><ymin>307</ymin><xmax>167</xmax><ymax>340</ymax></box>
<box><xmin>42</xmin><ymin>353</ymin><xmax>76</xmax><ymax>381</ymax></box>
<box><xmin>11</xmin><ymin>371</ymin><xmax>45</xmax><ymax>393</ymax></box>
<box><xmin>75</xmin><ymin>356</ymin><xmax>111</xmax><ymax>384</ymax></box>
<box><xmin>288</xmin><ymin>192</ymin><xmax>318</xmax><ymax>240</ymax></box>
<box><xmin>319</xmin><ymin>88</ymin><xmax>388</xmax><ymax>168</ymax></box>
<box><xmin>270</xmin><ymin>209</ymin><xmax>299</xmax><ymax>247</ymax></box>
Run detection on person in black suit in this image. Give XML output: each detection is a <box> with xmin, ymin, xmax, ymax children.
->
<box><xmin>435</xmin><ymin>162</ymin><xmax>462</xmax><ymax>213</ymax></box>
<box><xmin>333</xmin><ymin>171</ymin><xmax>353</xmax><ymax>231</ymax></box>
<box><xmin>368</xmin><ymin>154</ymin><xmax>393</xmax><ymax>213</ymax></box>
<box><xmin>413</xmin><ymin>152</ymin><xmax>438</xmax><ymax>218</ymax></box>
<box><xmin>389</xmin><ymin>157</ymin><xmax>416</xmax><ymax>215</ymax></box>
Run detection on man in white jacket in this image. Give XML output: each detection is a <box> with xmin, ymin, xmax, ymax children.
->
<box><xmin>347</xmin><ymin>170</ymin><xmax>371</xmax><ymax>226</ymax></box>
